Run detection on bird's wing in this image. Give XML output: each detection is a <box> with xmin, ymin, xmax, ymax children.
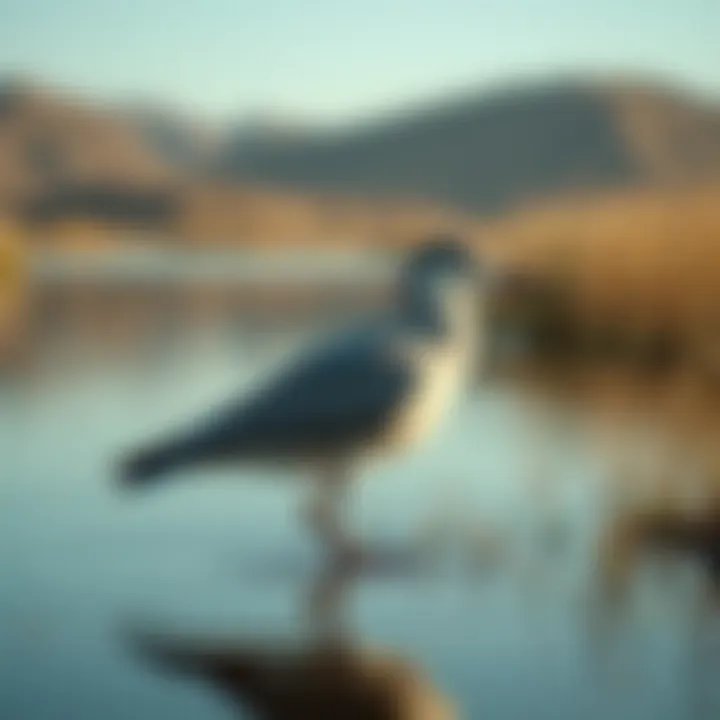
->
<box><xmin>177</xmin><ymin>327</ymin><xmax>414</xmax><ymax>461</ymax></box>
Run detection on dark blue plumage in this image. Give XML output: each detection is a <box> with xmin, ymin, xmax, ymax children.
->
<box><xmin>122</xmin><ymin>326</ymin><xmax>412</xmax><ymax>484</ymax></box>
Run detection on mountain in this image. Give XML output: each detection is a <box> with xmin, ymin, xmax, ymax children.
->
<box><xmin>0</xmin><ymin>79</ymin><xmax>182</xmax><ymax>227</ymax></box>
<box><xmin>0</xmin><ymin>80</ymin><xmax>473</xmax><ymax>246</ymax></box>
<box><xmin>3</xmin><ymin>76</ymin><xmax>720</xmax><ymax>245</ymax></box>
<box><xmin>0</xmin><ymin>81</ymin><xmax>177</xmax><ymax>190</ymax></box>
<box><xmin>123</xmin><ymin>104</ymin><xmax>225</xmax><ymax>174</ymax></box>
<box><xmin>221</xmin><ymin>80</ymin><xmax>720</xmax><ymax>215</ymax></box>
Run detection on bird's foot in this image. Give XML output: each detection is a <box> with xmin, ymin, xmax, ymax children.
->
<box><xmin>339</xmin><ymin>542</ymin><xmax>367</xmax><ymax>572</ymax></box>
<box><xmin>323</xmin><ymin>538</ymin><xmax>366</xmax><ymax>573</ymax></box>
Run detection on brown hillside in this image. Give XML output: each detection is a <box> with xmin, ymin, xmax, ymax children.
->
<box><xmin>0</xmin><ymin>81</ymin><xmax>176</xmax><ymax>207</ymax></box>
<box><xmin>0</xmin><ymin>81</ymin><xmax>473</xmax><ymax>246</ymax></box>
<box><xmin>224</xmin><ymin>81</ymin><xmax>720</xmax><ymax>215</ymax></box>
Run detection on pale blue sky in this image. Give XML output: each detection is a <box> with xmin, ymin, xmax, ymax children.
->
<box><xmin>1</xmin><ymin>0</ymin><xmax>718</xmax><ymax>123</ymax></box>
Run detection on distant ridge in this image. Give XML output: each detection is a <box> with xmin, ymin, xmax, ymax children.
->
<box><xmin>2</xmin><ymin>76</ymin><xmax>720</xmax><ymax>244</ymax></box>
<box><xmin>221</xmin><ymin>79</ymin><xmax>720</xmax><ymax>214</ymax></box>
<box><xmin>0</xmin><ymin>79</ymin><xmax>474</xmax><ymax>246</ymax></box>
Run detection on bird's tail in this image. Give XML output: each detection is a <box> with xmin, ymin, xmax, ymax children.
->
<box><xmin>119</xmin><ymin>440</ymin><xmax>188</xmax><ymax>489</ymax></box>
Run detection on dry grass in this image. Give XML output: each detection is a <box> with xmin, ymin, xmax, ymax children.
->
<box><xmin>485</xmin><ymin>184</ymin><xmax>720</xmax><ymax>369</ymax></box>
<box><xmin>0</xmin><ymin>220</ymin><xmax>29</xmax><ymax>356</ymax></box>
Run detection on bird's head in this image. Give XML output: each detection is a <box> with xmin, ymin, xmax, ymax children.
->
<box><xmin>399</xmin><ymin>234</ymin><xmax>482</xmax><ymax>334</ymax></box>
<box><xmin>401</xmin><ymin>234</ymin><xmax>478</xmax><ymax>286</ymax></box>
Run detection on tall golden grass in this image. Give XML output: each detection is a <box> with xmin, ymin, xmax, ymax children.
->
<box><xmin>0</xmin><ymin>219</ymin><xmax>29</xmax><ymax>356</ymax></box>
<box><xmin>485</xmin><ymin>184</ymin><xmax>720</xmax><ymax>370</ymax></box>
<box><xmin>0</xmin><ymin>219</ymin><xmax>26</xmax><ymax>291</ymax></box>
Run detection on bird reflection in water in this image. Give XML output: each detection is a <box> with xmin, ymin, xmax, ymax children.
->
<box><xmin>127</xmin><ymin>555</ymin><xmax>457</xmax><ymax>720</ymax></box>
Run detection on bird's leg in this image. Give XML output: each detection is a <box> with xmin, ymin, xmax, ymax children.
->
<box><xmin>306</xmin><ymin>552</ymin><xmax>358</xmax><ymax>648</ymax></box>
<box><xmin>306</xmin><ymin>464</ymin><xmax>359</xmax><ymax>561</ymax></box>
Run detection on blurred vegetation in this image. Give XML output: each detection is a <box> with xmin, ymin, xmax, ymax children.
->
<box><xmin>0</xmin><ymin>219</ymin><xmax>29</xmax><ymax>357</ymax></box>
<box><xmin>0</xmin><ymin>219</ymin><xmax>26</xmax><ymax>289</ymax></box>
<box><xmin>487</xmin><ymin>185</ymin><xmax>720</xmax><ymax>376</ymax></box>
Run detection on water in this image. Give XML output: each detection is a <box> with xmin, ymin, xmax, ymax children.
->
<box><xmin>1</xmin><ymin>290</ymin><xmax>719</xmax><ymax>719</ymax></box>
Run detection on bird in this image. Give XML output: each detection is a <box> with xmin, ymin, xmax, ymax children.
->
<box><xmin>119</xmin><ymin>235</ymin><xmax>483</xmax><ymax>557</ymax></box>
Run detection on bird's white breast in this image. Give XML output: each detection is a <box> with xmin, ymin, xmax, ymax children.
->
<box><xmin>383</xmin><ymin>339</ymin><xmax>467</xmax><ymax>454</ymax></box>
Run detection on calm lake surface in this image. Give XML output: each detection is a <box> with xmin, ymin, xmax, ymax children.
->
<box><xmin>1</xmin><ymin>268</ymin><xmax>719</xmax><ymax>719</ymax></box>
